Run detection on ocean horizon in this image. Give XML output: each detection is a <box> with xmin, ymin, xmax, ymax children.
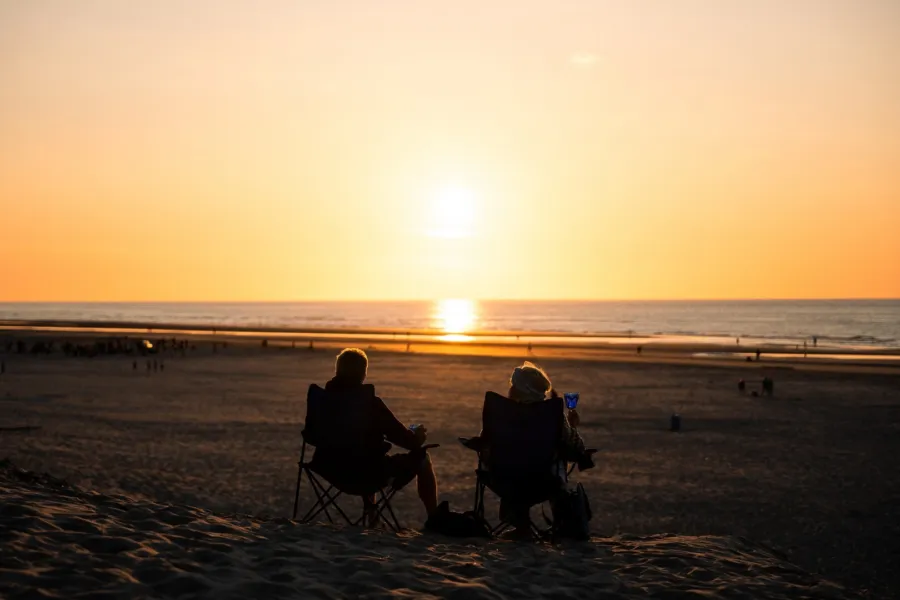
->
<box><xmin>2</xmin><ymin>299</ymin><xmax>898</xmax><ymax>350</ymax></box>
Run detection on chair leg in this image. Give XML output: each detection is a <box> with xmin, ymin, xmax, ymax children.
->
<box><xmin>379</xmin><ymin>489</ymin><xmax>401</xmax><ymax>531</ymax></box>
<box><xmin>292</xmin><ymin>462</ymin><xmax>303</xmax><ymax>520</ymax></box>
<box><xmin>292</xmin><ymin>443</ymin><xmax>307</xmax><ymax>519</ymax></box>
<box><xmin>492</xmin><ymin>521</ymin><xmax>511</xmax><ymax>536</ymax></box>
<box><xmin>303</xmin><ymin>474</ymin><xmax>354</xmax><ymax>526</ymax></box>
<box><xmin>366</xmin><ymin>488</ymin><xmax>400</xmax><ymax>531</ymax></box>
<box><xmin>300</xmin><ymin>475</ymin><xmax>335</xmax><ymax>524</ymax></box>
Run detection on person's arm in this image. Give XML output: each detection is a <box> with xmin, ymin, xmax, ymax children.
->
<box><xmin>374</xmin><ymin>396</ymin><xmax>421</xmax><ymax>450</ymax></box>
<box><xmin>561</xmin><ymin>409</ymin><xmax>586</xmax><ymax>459</ymax></box>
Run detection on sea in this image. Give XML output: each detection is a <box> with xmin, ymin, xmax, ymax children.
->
<box><xmin>1</xmin><ymin>299</ymin><xmax>898</xmax><ymax>351</ymax></box>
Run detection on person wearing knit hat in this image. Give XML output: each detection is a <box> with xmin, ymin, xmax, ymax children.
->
<box><xmin>507</xmin><ymin>362</ymin><xmax>585</xmax><ymax>460</ymax></box>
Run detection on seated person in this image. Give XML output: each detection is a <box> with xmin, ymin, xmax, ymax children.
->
<box><xmin>311</xmin><ymin>348</ymin><xmax>439</xmax><ymax>521</ymax></box>
<box><xmin>482</xmin><ymin>361</ymin><xmax>587</xmax><ymax>531</ymax></box>
<box><xmin>483</xmin><ymin>361</ymin><xmax>586</xmax><ymax>462</ymax></box>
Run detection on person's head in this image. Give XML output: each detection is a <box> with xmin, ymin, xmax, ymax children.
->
<box><xmin>508</xmin><ymin>361</ymin><xmax>551</xmax><ymax>403</ymax></box>
<box><xmin>335</xmin><ymin>347</ymin><xmax>368</xmax><ymax>383</ymax></box>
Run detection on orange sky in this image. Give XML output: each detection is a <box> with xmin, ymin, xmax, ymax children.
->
<box><xmin>2</xmin><ymin>0</ymin><xmax>898</xmax><ymax>301</ymax></box>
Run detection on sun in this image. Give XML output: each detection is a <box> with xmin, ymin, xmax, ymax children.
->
<box><xmin>433</xmin><ymin>299</ymin><xmax>478</xmax><ymax>339</ymax></box>
<box><xmin>427</xmin><ymin>185</ymin><xmax>476</xmax><ymax>238</ymax></box>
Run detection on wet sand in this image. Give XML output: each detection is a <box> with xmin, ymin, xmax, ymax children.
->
<box><xmin>1</xmin><ymin>331</ymin><xmax>898</xmax><ymax>598</ymax></box>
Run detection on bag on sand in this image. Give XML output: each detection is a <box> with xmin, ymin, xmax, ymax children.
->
<box><xmin>425</xmin><ymin>501</ymin><xmax>492</xmax><ymax>538</ymax></box>
<box><xmin>552</xmin><ymin>483</ymin><xmax>592</xmax><ymax>541</ymax></box>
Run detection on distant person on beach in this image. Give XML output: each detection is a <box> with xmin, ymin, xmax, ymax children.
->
<box><xmin>756</xmin><ymin>349</ymin><xmax>761</xmax><ymax>361</ymax></box>
<box><xmin>312</xmin><ymin>348</ymin><xmax>439</xmax><ymax>520</ymax></box>
<box><xmin>813</xmin><ymin>336</ymin><xmax>818</xmax><ymax>347</ymax></box>
<box><xmin>637</xmin><ymin>345</ymin><xmax>643</xmax><ymax>355</ymax></box>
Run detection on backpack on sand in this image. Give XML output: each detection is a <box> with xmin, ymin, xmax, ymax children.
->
<box><xmin>551</xmin><ymin>483</ymin><xmax>592</xmax><ymax>541</ymax></box>
<box><xmin>425</xmin><ymin>501</ymin><xmax>493</xmax><ymax>538</ymax></box>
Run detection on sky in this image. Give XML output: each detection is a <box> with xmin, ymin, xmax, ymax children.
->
<box><xmin>1</xmin><ymin>0</ymin><xmax>898</xmax><ymax>301</ymax></box>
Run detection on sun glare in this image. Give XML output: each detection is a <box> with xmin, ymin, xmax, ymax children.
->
<box><xmin>428</xmin><ymin>185</ymin><xmax>476</xmax><ymax>238</ymax></box>
<box><xmin>433</xmin><ymin>299</ymin><xmax>478</xmax><ymax>339</ymax></box>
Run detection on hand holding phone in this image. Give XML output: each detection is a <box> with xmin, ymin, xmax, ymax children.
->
<box><xmin>564</xmin><ymin>392</ymin><xmax>580</xmax><ymax>410</ymax></box>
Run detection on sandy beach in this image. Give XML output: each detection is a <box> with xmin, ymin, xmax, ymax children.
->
<box><xmin>1</xmin><ymin>330</ymin><xmax>898</xmax><ymax>598</ymax></box>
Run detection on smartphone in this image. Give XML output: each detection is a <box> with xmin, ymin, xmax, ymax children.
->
<box><xmin>564</xmin><ymin>392</ymin><xmax>579</xmax><ymax>410</ymax></box>
<box><xmin>409</xmin><ymin>423</ymin><xmax>422</xmax><ymax>432</ymax></box>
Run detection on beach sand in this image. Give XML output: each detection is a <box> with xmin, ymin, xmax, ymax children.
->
<box><xmin>1</xmin><ymin>333</ymin><xmax>898</xmax><ymax>598</ymax></box>
<box><xmin>1</xmin><ymin>460</ymin><xmax>848</xmax><ymax>600</ymax></box>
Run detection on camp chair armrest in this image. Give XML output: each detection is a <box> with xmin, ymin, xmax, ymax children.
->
<box><xmin>574</xmin><ymin>448</ymin><xmax>599</xmax><ymax>472</ymax></box>
<box><xmin>458</xmin><ymin>436</ymin><xmax>487</xmax><ymax>453</ymax></box>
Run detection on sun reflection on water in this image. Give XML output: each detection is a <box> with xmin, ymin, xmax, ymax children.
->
<box><xmin>433</xmin><ymin>299</ymin><xmax>478</xmax><ymax>341</ymax></box>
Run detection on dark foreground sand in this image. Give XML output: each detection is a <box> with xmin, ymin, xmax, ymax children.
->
<box><xmin>1</xmin><ymin>335</ymin><xmax>898</xmax><ymax>598</ymax></box>
<box><xmin>0</xmin><ymin>460</ymin><xmax>850</xmax><ymax>600</ymax></box>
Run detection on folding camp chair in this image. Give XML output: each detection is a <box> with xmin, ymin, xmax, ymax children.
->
<box><xmin>460</xmin><ymin>391</ymin><xmax>595</xmax><ymax>539</ymax></box>
<box><xmin>292</xmin><ymin>384</ymin><xmax>426</xmax><ymax>531</ymax></box>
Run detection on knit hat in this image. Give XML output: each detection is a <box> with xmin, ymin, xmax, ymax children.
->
<box><xmin>510</xmin><ymin>361</ymin><xmax>551</xmax><ymax>403</ymax></box>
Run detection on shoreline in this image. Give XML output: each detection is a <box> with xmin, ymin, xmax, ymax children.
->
<box><xmin>2</xmin><ymin>321</ymin><xmax>900</xmax><ymax>375</ymax></box>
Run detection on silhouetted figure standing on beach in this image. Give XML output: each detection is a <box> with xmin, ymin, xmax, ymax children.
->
<box><xmin>637</xmin><ymin>345</ymin><xmax>643</xmax><ymax>356</ymax></box>
<box><xmin>309</xmin><ymin>341</ymin><xmax>315</xmax><ymax>352</ymax></box>
<box><xmin>813</xmin><ymin>336</ymin><xmax>818</xmax><ymax>347</ymax></box>
<box><xmin>756</xmin><ymin>349</ymin><xmax>761</xmax><ymax>361</ymax></box>
<box><xmin>736</xmin><ymin>337</ymin><xmax>740</xmax><ymax>345</ymax></box>
<box><xmin>527</xmin><ymin>342</ymin><xmax>533</xmax><ymax>354</ymax></box>
<box><xmin>803</xmin><ymin>340</ymin><xmax>807</xmax><ymax>357</ymax></box>
<box><xmin>406</xmin><ymin>342</ymin><xmax>411</xmax><ymax>352</ymax></box>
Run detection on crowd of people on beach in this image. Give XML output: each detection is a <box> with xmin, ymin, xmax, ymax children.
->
<box><xmin>1</xmin><ymin>337</ymin><xmax>198</xmax><ymax>358</ymax></box>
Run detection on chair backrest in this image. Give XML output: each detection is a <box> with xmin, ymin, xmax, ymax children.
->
<box><xmin>302</xmin><ymin>383</ymin><xmax>376</xmax><ymax>452</ymax></box>
<box><xmin>481</xmin><ymin>391</ymin><xmax>563</xmax><ymax>478</ymax></box>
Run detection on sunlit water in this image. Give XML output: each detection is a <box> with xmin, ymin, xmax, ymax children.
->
<box><xmin>1</xmin><ymin>299</ymin><xmax>899</xmax><ymax>350</ymax></box>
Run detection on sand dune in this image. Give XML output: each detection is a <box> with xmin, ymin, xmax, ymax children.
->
<box><xmin>0</xmin><ymin>461</ymin><xmax>850</xmax><ymax>600</ymax></box>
